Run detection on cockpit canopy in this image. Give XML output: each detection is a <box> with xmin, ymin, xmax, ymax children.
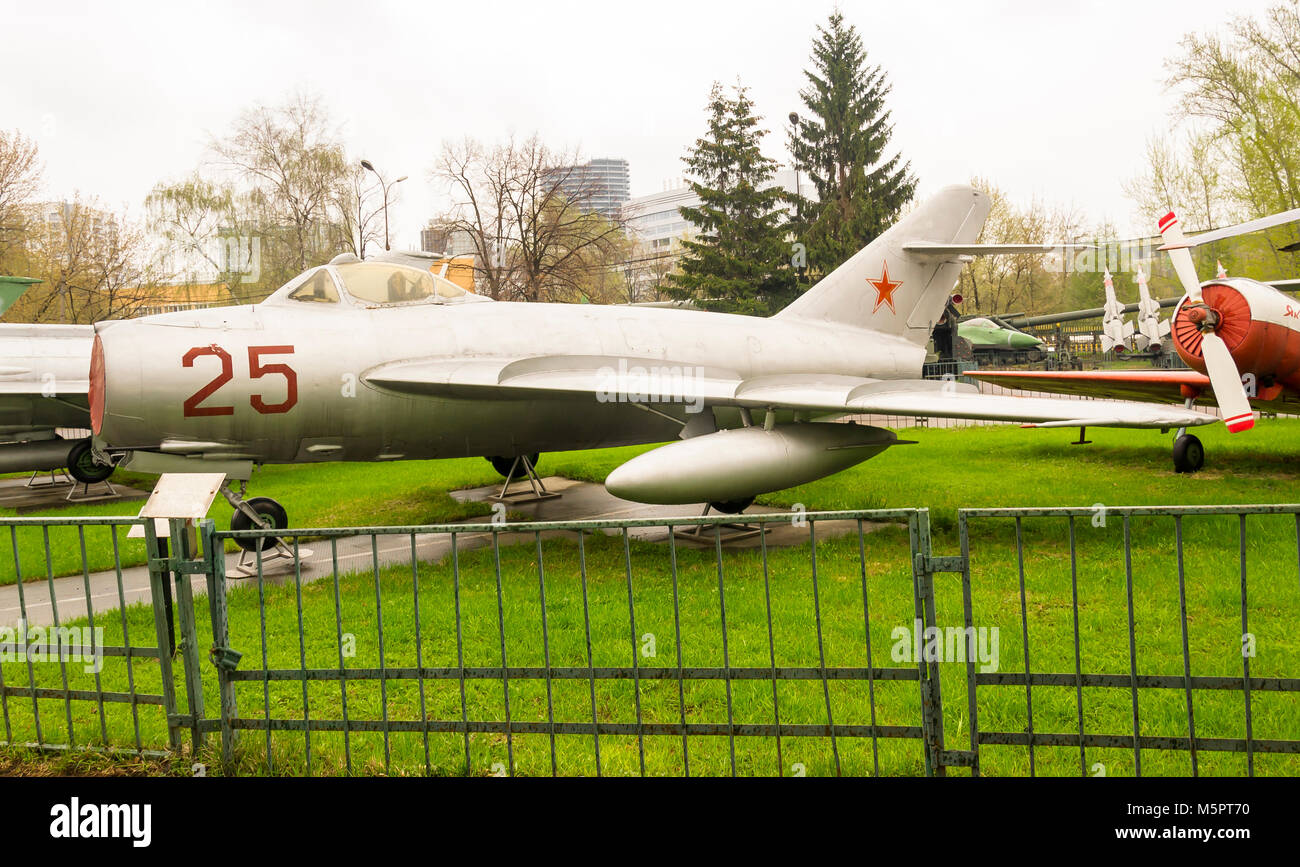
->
<box><xmin>269</xmin><ymin>261</ymin><xmax>478</xmax><ymax>309</ymax></box>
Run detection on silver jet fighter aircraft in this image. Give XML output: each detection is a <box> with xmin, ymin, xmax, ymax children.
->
<box><xmin>88</xmin><ymin>185</ymin><xmax>1214</xmax><ymax>535</ymax></box>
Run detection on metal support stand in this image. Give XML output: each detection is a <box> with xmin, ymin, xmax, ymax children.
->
<box><xmin>489</xmin><ymin>454</ymin><xmax>560</xmax><ymax>505</ymax></box>
<box><xmin>25</xmin><ymin>468</ymin><xmax>72</xmax><ymax>488</ymax></box>
<box><xmin>227</xmin><ymin>541</ymin><xmax>309</xmax><ymax>578</ymax></box>
<box><xmin>65</xmin><ymin>478</ymin><xmax>119</xmax><ymax>502</ymax></box>
<box><xmin>1070</xmin><ymin>426</ymin><xmax>1091</xmax><ymax>445</ymax></box>
<box><xmin>672</xmin><ymin>503</ymin><xmax>767</xmax><ymax>544</ymax></box>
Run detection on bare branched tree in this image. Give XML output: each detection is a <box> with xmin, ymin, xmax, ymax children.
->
<box><xmin>0</xmin><ymin>130</ymin><xmax>42</xmax><ymax>269</ymax></box>
<box><xmin>12</xmin><ymin>197</ymin><xmax>159</xmax><ymax>323</ymax></box>
<box><xmin>210</xmin><ymin>93</ymin><xmax>351</xmax><ymax>285</ymax></box>
<box><xmin>432</xmin><ymin>135</ymin><xmax>630</xmax><ymax>302</ymax></box>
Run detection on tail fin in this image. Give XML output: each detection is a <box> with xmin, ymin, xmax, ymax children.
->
<box><xmin>775</xmin><ymin>185</ymin><xmax>989</xmax><ymax>344</ymax></box>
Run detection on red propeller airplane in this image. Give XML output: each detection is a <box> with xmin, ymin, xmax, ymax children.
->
<box><xmin>969</xmin><ymin>207</ymin><xmax>1300</xmax><ymax>473</ymax></box>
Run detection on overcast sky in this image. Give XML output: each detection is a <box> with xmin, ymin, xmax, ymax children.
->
<box><xmin>1</xmin><ymin>0</ymin><xmax>1281</xmax><ymax>247</ymax></box>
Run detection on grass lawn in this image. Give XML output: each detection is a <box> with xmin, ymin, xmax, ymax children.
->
<box><xmin>3</xmin><ymin>420</ymin><xmax>1300</xmax><ymax>776</ymax></box>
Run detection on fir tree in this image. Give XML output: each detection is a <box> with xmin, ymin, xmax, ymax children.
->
<box><xmin>789</xmin><ymin>12</ymin><xmax>916</xmax><ymax>275</ymax></box>
<box><xmin>669</xmin><ymin>82</ymin><xmax>798</xmax><ymax>316</ymax></box>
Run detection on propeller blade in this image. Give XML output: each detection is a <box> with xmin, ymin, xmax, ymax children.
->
<box><xmin>1168</xmin><ymin>206</ymin><xmax>1300</xmax><ymax>249</ymax></box>
<box><xmin>1200</xmin><ymin>332</ymin><xmax>1255</xmax><ymax>432</ymax></box>
<box><xmin>1157</xmin><ymin>212</ymin><xmax>1204</xmax><ymax>302</ymax></box>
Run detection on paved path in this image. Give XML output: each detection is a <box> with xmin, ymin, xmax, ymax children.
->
<box><xmin>0</xmin><ymin>477</ymin><xmax>866</xmax><ymax>628</ymax></box>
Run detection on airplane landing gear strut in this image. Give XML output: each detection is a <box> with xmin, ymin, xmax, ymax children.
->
<box><xmin>220</xmin><ymin>482</ymin><xmax>310</xmax><ymax>577</ymax></box>
<box><xmin>1172</xmin><ymin>397</ymin><xmax>1205</xmax><ymax>474</ymax></box>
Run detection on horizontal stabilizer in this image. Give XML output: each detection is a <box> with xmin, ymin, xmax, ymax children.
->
<box><xmin>901</xmin><ymin>241</ymin><xmax>1093</xmax><ymax>257</ymax></box>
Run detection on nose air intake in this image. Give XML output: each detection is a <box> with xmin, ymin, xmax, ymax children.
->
<box><xmin>90</xmin><ymin>333</ymin><xmax>106</xmax><ymax>436</ymax></box>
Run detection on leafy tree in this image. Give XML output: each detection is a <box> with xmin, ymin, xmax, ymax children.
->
<box><xmin>670</xmin><ymin>82</ymin><xmax>796</xmax><ymax>316</ymax></box>
<box><xmin>788</xmin><ymin>12</ymin><xmax>916</xmax><ymax>275</ymax></box>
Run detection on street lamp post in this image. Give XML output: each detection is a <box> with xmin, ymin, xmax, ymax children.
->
<box><xmin>360</xmin><ymin>159</ymin><xmax>407</xmax><ymax>252</ymax></box>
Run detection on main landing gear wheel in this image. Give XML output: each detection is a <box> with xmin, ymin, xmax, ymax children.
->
<box><xmin>229</xmin><ymin>496</ymin><xmax>289</xmax><ymax>551</ymax></box>
<box><xmin>67</xmin><ymin>439</ymin><xmax>114</xmax><ymax>484</ymax></box>
<box><xmin>1173</xmin><ymin>434</ymin><xmax>1205</xmax><ymax>474</ymax></box>
<box><xmin>708</xmin><ymin>497</ymin><xmax>755</xmax><ymax>514</ymax></box>
<box><xmin>488</xmin><ymin>453</ymin><xmax>540</xmax><ymax>478</ymax></box>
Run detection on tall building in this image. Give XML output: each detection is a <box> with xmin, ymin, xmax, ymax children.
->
<box><xmin>554</xmin><ymin>158</ymin><xmax>630</xmax><ymax>220</ymax></box>
<box><xmin>621</xmin><ymin>169</ymin><xmax>807</xmax><ymax>251</ymax></box>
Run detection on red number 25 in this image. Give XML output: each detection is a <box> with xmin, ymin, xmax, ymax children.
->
<box><xmin>183</xmin><ymin>345</ymin><xmax>298</xmax><ymax>417</ymax></box>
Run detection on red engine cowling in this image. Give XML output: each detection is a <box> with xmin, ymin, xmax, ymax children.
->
<box><xmin>1172</xmin><ymin>282</ymin><xmax>1300</xmax><ymax>393</ymax></box>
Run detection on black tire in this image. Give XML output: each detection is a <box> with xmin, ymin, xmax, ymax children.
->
<box><xmin>708</xmin><ymin>497</ymin><xmax>754</xmax><ymax>515</ymax></box>
<box><xmin>1173</xmin><ymin>434</ymin><xmax>1205</xmax><ymax>474</ymax></box>
<box><xmin>66</xmin><ymin>439</ymin><xmax>114</xmax><ymax>484</ymax></box>
<box><xmin>488</xmin><ymin>453</ymin><xmax>540</xmax><ymax>479</ymax></box>
<box><xmin>229</xmin><ymin>497</ymin><xmax>288</xmax><ymax>552</ymax></box>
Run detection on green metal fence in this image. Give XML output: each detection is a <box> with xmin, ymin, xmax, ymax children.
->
<box><xmin>1</xmin><ymin>504</ymin><xmax>1298</xmax><ymax>776</ymax></box>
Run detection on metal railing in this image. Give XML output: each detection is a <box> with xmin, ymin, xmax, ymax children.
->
<box><xmin>1</xmin><ymin>503</ymin><xmax>1297</xmax><ymax>776</ymax></box>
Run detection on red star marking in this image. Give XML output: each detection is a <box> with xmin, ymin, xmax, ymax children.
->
<box><xmin>868</xmin><ymin>261</ymin><xmax>903</xmax><ymax>314</ymax></box>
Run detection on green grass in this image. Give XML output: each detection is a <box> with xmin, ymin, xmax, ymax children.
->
<box><xmin>0</xmin><ymin>459</ymin><xmax>502</xmax><ymax>584</ymax></box>
<box><xmin>3</xmin><ymin>420</ymin><xmax>1300</xmax><ymax>776</ymax></box>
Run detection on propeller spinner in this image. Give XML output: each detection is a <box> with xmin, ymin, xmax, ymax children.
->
<box><xmin>1157</xmin><ymin>212</ymin><xmax>1256</xmax><ymax>433</ymax></box>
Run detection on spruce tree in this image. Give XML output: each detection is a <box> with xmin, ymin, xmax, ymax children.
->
<box><xmin>789</xmin><ymin>12</ymin><xmax>916</xmax><ymax>275</ymax></box>
<box><xmin>670</xmin><ymin>82</ymin><xmax>798</xmax><ymax>316</ymax></box>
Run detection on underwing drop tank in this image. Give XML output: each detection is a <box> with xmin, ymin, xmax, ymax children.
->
<box><xmin>604</xmin><ymin>422</ymin><xmax>904</xmax><ymax>505</ymax></box>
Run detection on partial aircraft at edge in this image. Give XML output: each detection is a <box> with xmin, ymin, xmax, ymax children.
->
<box><xmin>970</xmin><ymin>206</ymin><xmax>1300</xmax><ymax>472</ymax></box>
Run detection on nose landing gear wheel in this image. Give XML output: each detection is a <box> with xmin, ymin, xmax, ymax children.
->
<box><xmin>67</xmin><ymin>439</ymin><xmax>115</xmax><ymax>484</ymax></box>
<box><xmin>229</xmin><ymin>496</ymin><xmax>289</xmax><ymax>551</ymax></box>
<box><xmin>1173</xmin><ymin>434</ymin><xmax>1204</xmax><ymax>474</ymax></box>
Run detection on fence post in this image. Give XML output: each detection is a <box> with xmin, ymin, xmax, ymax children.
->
<box><xmin>168</xmin><ymin>517</ymin><xmax>206</xmax><ymax>754</ymax></box>
<box><xmin>909</xmin><ymin>509</ymin><xmax>946</xmax><ymax>777</ymax></box>
<box><xmin>201</xmin><ymin>519</ymin><xmax>240</xmax><ymax>771</ymax></box>
<box><xmin>144</xmin><ymin>519</ymin><xmax>184</xmax><ymax>752</ymax></box>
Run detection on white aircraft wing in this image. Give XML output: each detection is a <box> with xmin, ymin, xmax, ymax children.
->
<box><xmin>363</xmin><ymin>356</ymin><xmax>1216</xmax><ymax>429</ymax></box>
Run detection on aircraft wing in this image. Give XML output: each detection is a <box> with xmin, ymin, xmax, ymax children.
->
<box><xmin>967</xmin><ymin>368</ymin><xmax>1298</xmax><ymax>414</ymax></box>
<box><xmin>363</xmin><ymin>356</ymin><xmax>1217</xmax><ymax>429</ymax></box>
